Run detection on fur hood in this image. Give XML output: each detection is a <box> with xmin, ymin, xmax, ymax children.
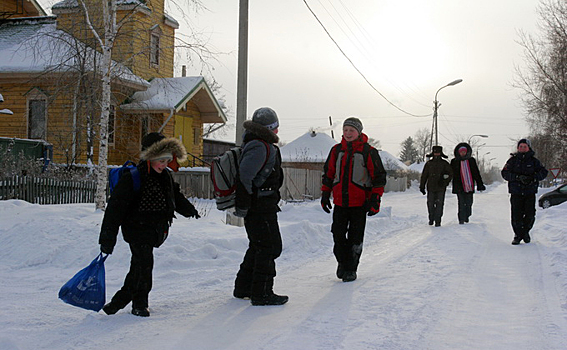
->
<box><xmin>140</xmin><ymin>137</ymin><xmax>187</xmax><ymax>162</ymax></box>
<box><xmin>243</xmin><ymin>120</ymin><xmax>279</xmax><ymax>144</ymax></box>
<box><xmin>453</xmin><ymin>142</ymin><xmax>472</xmax><ymax>160</ymax></box>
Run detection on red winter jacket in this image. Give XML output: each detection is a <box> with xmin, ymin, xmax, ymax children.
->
<box><xmin>321</xmin><ymin>133</ymin><xmax>387</xmax><ymax>207</ymax></box>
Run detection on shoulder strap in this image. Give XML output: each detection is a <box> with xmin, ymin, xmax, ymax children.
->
<box><xmin>362</xmin><ymin>143</ymin><xmax>371</xmax><ymax>167</ymax></box>
<box><xmin>131</xmin><ymin>167</ymin><xmax>141</xmax><ymax>192</ymax></box>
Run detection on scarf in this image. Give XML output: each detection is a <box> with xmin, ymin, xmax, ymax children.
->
<box><xmin>460</xmin><ymin>160</ymin><xmax>474</xmax><ymax>192</ymax></box>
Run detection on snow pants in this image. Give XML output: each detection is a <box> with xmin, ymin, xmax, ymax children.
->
<box><xmin>510</xmin><ymin>194</ymin><xmax>536</xmax><ymax>240</ymax></box>
<box><xmin>109</xmin><ymin>243</ymin><xmax>154</xmax><ymax>309</ymax></box>
<box><xmin>331</xmin><ymin>206</ymin><xmax>367</xmax><ymax>273</ymax></box>
<box><xmin>456</xmin><ymin>192</ymin><xmax>474</xmax><ymax>223</ymax></box>
<box><xmin>427</xmin><ymin>190</ymin><xmax>446</xmax><ymax>225</ymax></box>
<box><xmin>234</xmin><ymin>212</ymin><xmax>282</xmax><ymax>297</ymax></box>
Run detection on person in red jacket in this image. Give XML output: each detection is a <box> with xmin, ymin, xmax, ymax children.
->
<box><xmin>320</xmin><ymin>117</ymin><xmax>387</xmax><ymax>282</ymax></box>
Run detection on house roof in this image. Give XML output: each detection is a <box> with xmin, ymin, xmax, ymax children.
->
<box><xmin>120</xmin><ymin>77</ymin><xmax>227</xmax><ymax>124</ymax></box>
<box><xmin>52</xmin><ymin>0</ymin><xmax>150</xmax><ymax>13</ymax></box>
<box><xmin>0</xmin><ymin>17</ymin><xmax>150</xmax><ymax>89</ymax></box>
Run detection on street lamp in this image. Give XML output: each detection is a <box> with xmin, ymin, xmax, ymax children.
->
<box><xmin>468</xmin><ymin>134</ymin><xmax>488</xmax><ymax>143</ymax></box>
<box><xmin>432</xmin><ymin>79</ymin><xmax>463</xmax><ymax>147</ymax></box>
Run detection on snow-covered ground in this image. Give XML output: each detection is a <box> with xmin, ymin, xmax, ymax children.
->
<box><xmin>1</xmin><ymin>182</ymin><xmax>567</xmax><ymax>350</ymax></box>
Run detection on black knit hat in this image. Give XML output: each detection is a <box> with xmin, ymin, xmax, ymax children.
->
<box><xmin>252</xmin><ymin>107</ymin><xmax>279</xmax><ymax>130</ymax></box>
<box><xmin>517</xmin><ymin>138</ymin><xmax>532</xmax><ymax>149</ymax></box>
<box><xmin>142</xmin><ymin>132</ymin><xmax>165</xmax><ymax>151</ymax></box>
<box><xmin>343</xmin><ymin>117</ymin><xmax>363</xmax><ymax>134</ymax></box>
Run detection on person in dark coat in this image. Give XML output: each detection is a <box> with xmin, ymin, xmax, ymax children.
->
<box><xmin>233</xmin><ymin>107</ymin><xmax>288</xmax><ymax>306</ymax></box>
<box><xmin>501</xmin><ymin>138</ymin><xmax>548</xmax><ymax>245</ymax></box>
<box><xmin>99</xmin><ymin>133</ymin><xmax>200</xmax><ymax>317</ymax></box>
<box><xmin>321</xmin><ymin>117</ymin><xmax>387</xmax><ymax>282</ymax></box>
<box><xmin>450</xmin><ymin>142</ymin><xmax>486</xmax><ymax>224</ymax></box>
<box><xmin>420</xmin><ymin>145</ymin><xmax>453</xmax><ymax>227</ymax></box>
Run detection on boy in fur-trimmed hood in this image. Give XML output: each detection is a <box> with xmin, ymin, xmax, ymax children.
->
<box><xmin>99</xmin><ymin>133</ymin><xmax>200</xmax><ymax>317</ymax></box>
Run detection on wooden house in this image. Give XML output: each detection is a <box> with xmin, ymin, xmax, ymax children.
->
<box><xmin>0</xmin><ymin>0</ymin><xmax>226</xmax><ymax>166</ymax></box>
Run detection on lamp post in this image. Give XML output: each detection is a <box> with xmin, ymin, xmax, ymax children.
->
<box><xmin>432</xmin><ymin>79</ymin><xmax>463</xmax><ymax>147</ymax></box>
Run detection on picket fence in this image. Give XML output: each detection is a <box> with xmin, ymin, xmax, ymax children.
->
<box><xmin>0</xmin><ymin>175</ymin><xmax>96</xmax><ymax>204</ymax></box>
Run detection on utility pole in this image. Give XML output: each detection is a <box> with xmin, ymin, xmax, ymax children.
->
<box><xmin>235</xmin><ymin>0</ymin><xmax>249</xmax><ymax>146</ymax></box>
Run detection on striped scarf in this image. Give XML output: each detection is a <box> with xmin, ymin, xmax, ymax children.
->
<box><xmin>460</xmin><ymin>160</ymin><xmax>474</xmax><ymax>192</ymax></box>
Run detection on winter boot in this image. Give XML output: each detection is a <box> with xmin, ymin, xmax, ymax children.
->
<box><xmin>428</xmin><ymin>220</ymin><xmax>434</xmax><ymax>226</ymax></box>
<box><xmin>336</xmin><ymin>264</ymin><xmax>345</xmax><ymax>279</ymax></box>
<box><xmin>132</xmin><ymin>307</ymin><xmax>150</xmax><ymax>317</ymax></box>
<box><xmin>342</xmin><ymin>271</ymin><xmax>357</xmax><ymax>282</ymax></box>
<box><xmin>435</xmin><ymin>222</ymin><xmax>441</xmax><ymax>227</ymax></box>
<box><xmin>511</xmin><ymin>237</ymin><xmax>521</xmax><ymax>245</ymax></box>
<box><xmin>251</xmin><ymin>293</ymin><xmax>289</xmax><ymax>306</ymax></box>
<box><xmin>102</xmin><ymin>302</ymin><xmax>121</xmax><ymax>315</ymax></box>
<box><xmin>233</xmin><ymin>288</ymin><xmax>251</xmax><ymax>299</ymax></box>
<box><xmin>523</xmin><ymin>233</ymin><xmax>531</xmax><ymax>243</ymax></box>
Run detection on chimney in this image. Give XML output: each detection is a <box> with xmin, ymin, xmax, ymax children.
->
<box><xmin>181</xmin><ymin>65</ymin><xmax>186</xmax><ymax>77</ymax></box>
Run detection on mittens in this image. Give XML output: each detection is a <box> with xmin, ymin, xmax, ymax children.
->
<box><xmin>321</xmin><ymin>191</ymin><xmax>332</xmax><ymax>213</ymax></box>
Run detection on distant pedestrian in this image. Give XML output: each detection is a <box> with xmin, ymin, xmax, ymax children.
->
<box><xmin>419</xmin><ymin>146</ymin><xmax>453</xmax><ymax>227</ymax></box>
<box><xmin>450</xmin><ymin>142</ymin><xmax>486</xmax><ymax>224</ymax></box>
<box><xmin>99</xmin><ymin>133</ymin><xmax>200</xmax><ymax>317</ymax></box>
<box><xmin>321</xmin><ymin>117</ymin><xmax>387</xmax><ymax>282</ymax></box>
<box><xmin>233</xmin><ymin>107</ymin><xmax>288</xmax><ymax>306</ymax></box>
<box><xmin>501</xmin><ymin>138</ymin><xmax>548</xmax><ymax>245</ymax></box>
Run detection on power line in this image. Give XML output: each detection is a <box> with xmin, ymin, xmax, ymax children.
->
<box><xmin>302</xmin><ymin>0</ymin><xmax>430</xmax><ymax>118</ymax></box>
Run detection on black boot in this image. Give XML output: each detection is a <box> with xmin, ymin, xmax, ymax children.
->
<box><xmin>233</xmin><ymin>288</ymin><xmax>251</xmax><ymax>299</ymax></box>
<box><xmin>511</xmin><ymin>237</ymin><xmax>521</xmax><ymax>245</ymax></box>
<box><xmin>342</xmin><ymin>271</ymin><xmax>357</xmax><ymax>282</ymax></box>
<box><xmin>102</xmin><ymin>302</ymin><xmax>121</xmax><ymax>315</ymax></box>
<box><xmin>336</xmin><ymin>264</ymin><xmax>345</xmax><ymax>279</ymax></box>
<box><xmin>523</xmin><ymin>232</ymin><xmax>531</xmax><ymax>243</ymax></box>
<box><xmin>251</xmin><ymin>293</ymin><xmax>289</xmax><ymax>306</ymax></box>
<box><xmin>132</xmin><ymin>307</ymin><xmax>150</xmax><ymax>317</ymax></box>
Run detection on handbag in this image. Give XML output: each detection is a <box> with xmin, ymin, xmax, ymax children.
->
<box><xmin>58</xmin><ymin>253</ymin><xmax>108</xmax><ymax>311</ymax></box>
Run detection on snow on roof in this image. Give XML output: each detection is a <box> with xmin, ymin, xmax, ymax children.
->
<box><xmin>280</xmin><ymin>131</ymin><xmax>337</xmax><ymax>162</ymax></box>
<box><xmin>0</xmin><ymin>18</ymin><xmax>149</xmax><ymax>89</ymax></box>
<box><xmin>121</xmin><ymin>76</ymin><xmax>207</xmax><ymax>111</ymax></box>
<box><xmin>379</xmin><ymin>150</ymin><xmax>410</xmax><ymax>172</ymax></box>
<box><xmin>409</xmin><ymin>161</ymin><xmax>426</xmax><ymax>173</ymax></box>
<box><xmin>52</xmin><ymin>0</ymin><xmax>150</xmax><ymax>12</ymax></box>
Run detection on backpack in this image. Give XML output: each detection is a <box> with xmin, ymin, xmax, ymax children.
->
<box><xmin>211</xmin><ymin>140</ymin><xmax>270</xmax><ymax>210</ymax></box>
<box><xmin>108</xmin><ymin>160</ymin><xmax>141</xmax><ymax>195</ymax></box>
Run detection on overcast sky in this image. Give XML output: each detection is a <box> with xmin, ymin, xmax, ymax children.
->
<box><xmin>41</xmin><ymin>0</ymin><xmax>542</xmax><ymax>167</ymax></box>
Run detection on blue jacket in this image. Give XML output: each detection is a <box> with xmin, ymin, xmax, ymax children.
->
<box><xmin>501</xmin><ymin>150</ymin><xmax>548</xmax><ymax>195</ymax></box>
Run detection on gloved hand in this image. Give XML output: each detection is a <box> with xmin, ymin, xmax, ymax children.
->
<box><xmin>518</xmin><ymin>174</ymin><xmax>533</xmax><ymax>185</ymax></box>
<box><xmin>321</xmin><ymin>191</ymin><xmax>332</xmax><ymax>213</ymax></box>
<box><xmin>189</xmin><ymin>208</ymin><xmax>201</xmax><ymax>219</ymax></box>
<box><xmin>367</xmin><ymin>193</ymin><xmax>381</xmax><ymax>216</ymax></box>
<box><xmin>477</xmin><ymin>184</ymin><xmax>486</xmax><ymax>191</ymax></box>
<box><xmin>234</xmin><ymin>207</ymin><xmax>248</xmax><ymax>218</ymax></box>
<box><xmin>100</xmin><ymin>244</ymin><xmax>114</xmax><ymax>255</ymax></box>
<box><xmin>420</xmin><ymin>188</ymin><xmax>426</xmax><ymax>195</ymax></box>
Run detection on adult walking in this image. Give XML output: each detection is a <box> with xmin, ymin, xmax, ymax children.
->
<box><xmin>450</xmin><ymin>142</ymin><xmax>486</xmax><ymax>224</ymax></box>
<box><xmin>501</xmin><ymin>138</ymin><xmax>548</xmax><ymax>245</ymax></box>
<box><xmin>233</xmin><ymin>107</ymin><xmax>288</xmax><ymax>305</ymax></box>
<box><xmin>321</xmin><ymin>117</ymin><xmax>387</xmax><ymax>282</ymax></box>
<box><xmin>420</xmin><ymin>146</ymin><xmax>453</xmax><ymax>227</ymax></box>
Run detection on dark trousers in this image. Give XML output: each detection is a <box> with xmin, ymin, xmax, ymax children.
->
<box><xmin>510</xmin><ymin>194</ymin><xmax>536</xmax><ymax>239</ymax></box>
<box><xmin>110</xmin><ymin>243</ymin><xmax>154</xmax><ymax>309</ymax></box>
<box><xmin>427</xmin><ymin>190</ymin><xmax>446</xmax><ymax>224</ymax></box>
<box><xmin>456</xmin><ymin>192</ymin><xmax>474</xmax><ymax>223</ymax></box>
<box><xmin>331</xmin><ymin>206</ymin><xmax>367</xmax><ymax>273</ymax></box>
<box><xmin>234</xmin><ymin>212</ymin><xmax>282</xmax><ymax>297</ymax></box>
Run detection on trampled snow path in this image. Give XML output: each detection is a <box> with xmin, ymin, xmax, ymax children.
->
<box><xmin>1</xmin><ymin>183</ymin><xmax>567</xmax><ymax>350</ymax></box>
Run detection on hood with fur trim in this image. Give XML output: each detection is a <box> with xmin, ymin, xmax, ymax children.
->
<box><xmin>140</xmin><ymin>137</ymin><xmax>187</xmax><ymax>162</ymax></box>
<box><xmin>453</xmin><ymin>142</ymin><xmax>472</xmax><ymax>160</ymax></box>
<box><xmin>243</xmin><ymin>120</ymin><xmax>279</xmax><ymax>144</ymax></box>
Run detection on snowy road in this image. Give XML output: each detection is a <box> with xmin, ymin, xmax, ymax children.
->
<box><xmin>1</xmin><ymin>183</ymin><xmax>567</xmax><ymax>350</ymax></box>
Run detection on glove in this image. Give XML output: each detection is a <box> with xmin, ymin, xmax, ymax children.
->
<box><xmin>477</xmin><ymin>184</ymin><xmax>486</xmax><ymax>191</ymax></box>
<box><xmin>518</xmin><ymin>174</ymin><xmax>533</xmax><ymax>185</ymax></box>
<box><xmin>321</xmin><ymin>191</ymin><xmax>332</xmax><ymax>213</ymax></box>
<box><xmin>100</xmin><ymin>243</ymin><xmax>114</xmax><ymax>255</ymax></box>
<box><xmin>234</xmin><ymin>207</ymin><xmax>248</xmax><ymax>218</ymax></box>
<box><xmin>192</xmin><ymin>213</ymin><xmax>201</xmax><ymax>219</ymax></box>
<box><xmin>367</xmin><ymin>193</ymin><xmax>381</xmax><ymax>216</ymax></box>
<box><xmin>420</xmin><ymin>188</ymin><xmax>426</xmax><ymax>195</ymax></box>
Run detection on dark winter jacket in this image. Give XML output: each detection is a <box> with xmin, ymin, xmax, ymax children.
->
<box><xmin>420</xmin><ymin>156</ymin><xmax>453</xmax><ymax>192</ymax></box>
<box><xmin>450</xmin><ymin>142</ymin><xmax>484</xmax><ymax>194</ymax></box>
<box><xmin>321</xmin><ymin>133</ymin><xmax>387</xmax><ymax>207</ymax></box>
<box><xmin>235</xmin><ymin>120</ymin><xmax>283</xmax><ymax>214</ymax></box>
<box><xmin>99</xmin><ymin>141</ymin><xmax>198</xmax><ymax>250</ymax></box>
<box><xmin>501</xmin><ymin>150</ymin><xmax>548</xmax><ymax>195</ymax></box>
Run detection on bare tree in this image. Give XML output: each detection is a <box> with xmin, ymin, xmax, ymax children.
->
<box><xmin>414</xmin><ymin>128</ymin><xmax>431</xmax><ymax>162</ymax></box>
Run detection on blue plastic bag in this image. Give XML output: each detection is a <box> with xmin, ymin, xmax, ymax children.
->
<box><xmin>58</xmin><ymin>253</ymin><xmax>108</xmax><ymax>311</ymax></box>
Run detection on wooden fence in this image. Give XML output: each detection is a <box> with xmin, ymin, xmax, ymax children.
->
<box><xmin>0</xmin><ymin>175</ymin><xmax>96</xmax><ymax>204</ymax></box>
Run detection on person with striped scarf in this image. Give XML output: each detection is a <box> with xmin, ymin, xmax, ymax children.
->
<box><xmin>450</xmin><ymin>143</ymin><xmax>485</xmax><ymax>224</ymax></box>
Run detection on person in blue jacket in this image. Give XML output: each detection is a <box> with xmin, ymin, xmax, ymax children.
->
<box><xmin>501</xmin><ymin>138</ymin><xmax>548</xmax><ymax>245</ymax></box>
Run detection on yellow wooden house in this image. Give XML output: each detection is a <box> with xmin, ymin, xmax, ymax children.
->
<box><xmin>0</xmin><ymin>0</ymin><xmax>226</xmax><ymax>166</ymax></box>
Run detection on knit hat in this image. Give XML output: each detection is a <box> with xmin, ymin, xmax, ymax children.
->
<box><xmin>343</xmin><ymin>117</ymin><xmax>363</xmax><ymax>134</ymax></box>
<box><xmin>458</xmin><ymin>146</ymin><xmax>468</xmax><ymax>153</ymax></box>
<box><xmin>517</xmin><ymin>138</ymin><xmax>531</xmax><ymax>149</ymax></box>
<box><xmin>252</xmin><ymin>107</ymin><xmax>279</xmax><ymax>130</ymax></box>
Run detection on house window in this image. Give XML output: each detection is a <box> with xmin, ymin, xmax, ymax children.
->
<box><xmin>193</xmin><ymin>127</ymin><xmax>200</xmax><ymax>145</ymax></box>
<box><xmin>108</xmin><ymin>105</ymin><xmax>115</xmax><ymax>145</ymax></box>
<box><xmin>28</xmin><ymin>98</ymin><xmax>47</xmax><ymax>139</ymax></box>
<box><xmin>150</xmin><ymin>32</ymin><xmax>160</xmax><ymax>66</ymax></box>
